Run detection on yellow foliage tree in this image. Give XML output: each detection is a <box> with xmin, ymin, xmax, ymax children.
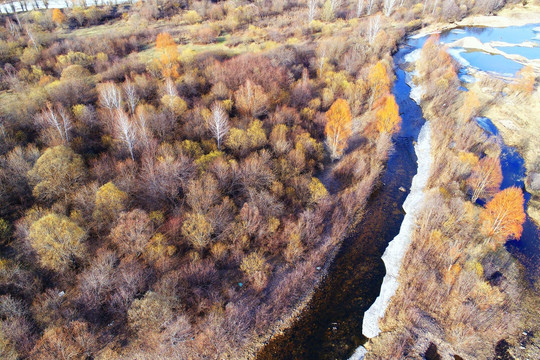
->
<box><xmin>368</xmin><ymin>61</ymin><xmax>391</xmax><ymax>108</ymax></box>
<box><xmin>144</xmin><ymin>233</ymin><xmax>176</xmax><ymax>263</ymax></box>
<box><xmin>240</xmin><ymin>251</ymin><xmax>270</xmax><ymax>292</ymax></box>
<box><xmin>93</xmin><ymin>182</ymin><xmax>128</xmax><ymax>223</ymax></box>
<box><xmin>155</xmin><ymin>33</ymin><xmax>180</xmax><ymax>79</ymax></box>
<box><xmin>225</xmin><ymin>120</ymin><xmax>267</xmax><ymax>156</ymax></box>
<box><xmin>309</xmin><ymin>177</ymin><xmax>328</xmax><ymax>204</ymax></box>
<box><xmin>161</xmin><ymin>94</ymin><xmax>188</xmax><ymax>117</ymax></box>
<box><xmin>325</xmin><ymin>98</ymin><xmax>352</xmax><ymax>160</ymax></box>
<box><xmin>467</xmin><ymin>156</ymin><xmax>502</xmax><ymax>202</ymax></box>
<box><xmin>52</xmin><ymin>9</ymin><xmax>66</xmax><ymax>26</ymax></box>
<box><xmin>128</xmin><ymin>291</ymin><xmax>173</xmax><ymax>334</ymax></box>
<box><xmin>375</xmin><ymin>94</ymin><xmax>401</xmax><ymax>134</ymax></box>
<box><xmin>29</xmin><ymin>213</ymin><xmax>87</xmax><ymax>272</ymax></box>
<box><xmin>182</xmin><ymin>212</ymin><xmax>213</xmax><ymax>250</ymax></box>
<box><xmin>28</xmin><ymin>145</ymin><xmax>86</xmax><ymax>203</ymax></box>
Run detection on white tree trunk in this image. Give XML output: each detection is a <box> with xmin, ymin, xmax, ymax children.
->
<box><xmin>114</xmin><ymin>110</ymin><xmax>136</xmax><ymax>160</ymax></box>
<box><xmin>209</xmin><ymin>102</ymin><xmax>230</xmax><ymax>150</ymax></box>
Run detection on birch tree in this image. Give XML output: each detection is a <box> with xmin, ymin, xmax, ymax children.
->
<box><xmin>330</xmin><ymin>0</ymin><xmax>340</xmax><ymax>12</ymax></box>
<box><xmin>123</xmin><ymin>78</ymin><xmax>139</xmax><ymax>115</ymax></box>
<box><xmin>98</xmin><ymin>82</ymin><xmax>122</xmax><ymax>118</ymax></box>
<box><xmin>467</xmin><ymin>157</ymin><xmax>502</xmax><ymax>202</ymax></box>
<box><xmin>114</xmin><ymin>109</ymin><xmax>137</xmax><ymax>160</ymax></box>
<box><xmin>38</xmin><ymin>103</ymin><xmax>72</xmax><ymax>144</ymax></box>
<box><xmin>135</xmin><ymin>105</ymin><xmax>152</xmax><ymax>151</ymax></box>
<box><xmin>356</xmin><ymin>0</ymin><xmax>364</xmax><ymax>17</ymax></box>
<box><xmin>383</xmin><ymin>0</ymin><xmax>397</xmax><ymax>16</ymax></box>
<box><xmin>366</xmin><ymin>0</ymin><xmax>376</xmax><ymax>15</ymax></box>
<box><xmin>208</xmin><ymin>102</ymin><xmax>230</xmax><ymax>150</ymax></box>
<box><xmin>325</xmin><ymin>99</ymin><xmax>352</xmax><ymax>160</ymax></box>
<box><xmin>308</xmin><ymin>0</ymin><xmax>317</xmax><ymax>22</ymax></box>
<box><xmin>367</xmin><ymin>14</ymin><xmax>381</xmax><ymax>45</ymax></box>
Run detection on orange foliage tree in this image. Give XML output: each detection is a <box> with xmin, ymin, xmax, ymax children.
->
<box><xmin>375</xmin><ymin>94</ymin><xmax>401</xmax><ymax>134</ymax></box>
<box><xmin>368</xmin><ymin>61</ymin><xmax>391</xmax><ymax>108</ymax></box>
<box><xmin>512</xmin><ymin>66</ymin><xmax>536</xmax><ymax>95</ymax></box>
<box><xmin>480</xmin><ymin>187</ymin><xmax>526</xmax><ymax>249</ymax></box>
<box><xmin>325</xmin><ymin>98</ymin><xmax>352</xmax><ymax>160</ymax></box>
<box><xmin>467</xmin><ymin>156</ymin><xmax>502</xmax><ymax>202</ymax></box>
<box><xmin>52</xmin><ymin>9</ymin><xmax>66</xmax><ymax>26</ymax></box>
<box><xmin>155</xmin><ymin>32</ymin><xmax>180</xmax><ymax>78</ymax></box>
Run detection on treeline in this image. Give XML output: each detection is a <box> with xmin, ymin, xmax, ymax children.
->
<box><xmin>366</xmin><ymin>36</ymin><xmax>529</xmax><ymax>359</ymax></box>
<box><xmin>0</xmin><ymin>1</ymin><xmax>413</xmax><ymax>358</ymax></box>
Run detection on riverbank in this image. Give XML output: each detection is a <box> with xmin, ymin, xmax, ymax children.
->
<box><xmin>362</xmin><ymin>121</ymin><xmax>431</xmax><ymax>339</ymax></box>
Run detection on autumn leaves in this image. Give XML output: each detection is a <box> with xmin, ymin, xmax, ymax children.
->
<box><xmin>324</xmin><ymin>99</ymin><xmax>352</xmax><ymax>160</ymax></box>
<box><xmin>325</xmin><ymin>61</ymin><xmax>400</xmax><ymax>160</ymax></box>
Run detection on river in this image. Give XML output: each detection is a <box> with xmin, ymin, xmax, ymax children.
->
<box><xmin>257</xmin><ymin>23</ymin><xmax>540</xmax><ymax>360</ymax></box>
<box><xmin>257</xmin><ymin>43</ymin><xmax>427</xmax><ymax>360</ymax></box>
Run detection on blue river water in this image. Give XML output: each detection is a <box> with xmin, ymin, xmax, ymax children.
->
<box><xmin>414</xmin><ymin>23</ymin><xmax>540</xmax><ymax>76</ymax></box>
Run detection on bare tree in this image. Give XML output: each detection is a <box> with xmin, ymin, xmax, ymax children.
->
<box><xmin>431</xmin><ymin>0</ymin><xmax>440</xmax><ymax>14</ymax></box>
<box><xmin>0</xmin><ymin>116</ymin><xmax>6</xmax><ymax>139</ymax></box>
<box><xmin>114</xmin><ymin>110</ymin><xmax>137</xmax><ymax>160</ymax></box>
<box><xmin>317</xmin><ymin>47</ymin><xmax>327</xmax><ymax>76</ymax></box>
<box><xmin>25</xmin><ymin>25</ymin><xmax>39</xmax><ymax>51</ymax></box>
<box><xmin>383</xmin><ymin>0</ymin><xmax>397</xmax><ymax>16</ymax></box>
<box><xmin>98</xmin><ymin>82</ymin><xmax>123</xmax><ymax>118</ymax></box>
<box><xmin>424</xmin><ymin>0</ymin><xmax>439</xmax><ymax>14</ymax></box>
<box><xmin>164</xmin><ymin>77</ymin><xmax>178</xmax><ymax>97</ymax></box>
<box><xmin>123</xmin><ymin>78</ymin><xmax>139</xmax><ymax>115</ymax></box>
<box><xmin>307</xmin><ymin>0</ymin><xmax>317</xmax><ymax>22</ymax></box>
<box><xmin>330</xmin><ymin>0</ymin><xmax>341</xmax><ymax>12</ymax></box>
<box><xmin>367</xmin><ymin>14</ymin><xmax>381</xmax><ymax>45</ymax></box>
<box><xmin>6</xmin><ymin>18</ymin><xmax>21</xmax><ymax>37</ymax></box>
<box><xmin>135</xmin><ymin>106</ymin><xmax>153</xmax><ymax>151</ymax></box>
<box><xmin>208</xmin><ymin>102</ymin><xmax>230</xmax><ymax>150</ymax></box>
<box><xmin>366</xmin><ymin>0</ymin><xmax>376</xmax><ymax>15</ymax></box>
<box><xmin>37</xmin><ymin>103</ymin><xmax>72</xmax><ymax>144</ymax></box>
<box><xmin>356</xmin><ymin>0</ymin><xmax>364</xmax><ymax>17</ymax></box>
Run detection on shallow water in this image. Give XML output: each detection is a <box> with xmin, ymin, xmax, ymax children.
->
<box><xmin>495</xmin><ymin>46</ymin><xmax>540</xmax><ymax>60</ymax></box>
<box><xmin>439</xmin><ymin>23</ymin><xmax>540</xmax><ymax>75</ymax></box>
<box><xmin>443</xmin><ymin>24</ymin><xmax>540</xmax><ymax>47</ymax></box>
<box><xmin>460</xmin><ymin>51</ymin><xmax>523</xmax><ymax>75</ymax></box>
<box><xmin>256</xmin><ymin>45</ymin><xmax>425</xmax><ymax>360</ymax></box>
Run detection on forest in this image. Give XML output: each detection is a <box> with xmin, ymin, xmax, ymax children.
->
<box><xmin>0</xmin><ymin>0</ymin><xmax>536</xmax><ymax>359</ymax></box>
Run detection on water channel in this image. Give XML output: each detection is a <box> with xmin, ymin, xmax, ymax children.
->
<box><xmin>257</xmin><ymin>42</ymin><xmax>426</xmax><ymax>360</ymax></box>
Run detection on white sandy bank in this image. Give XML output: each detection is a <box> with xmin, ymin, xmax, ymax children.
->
<box><xmin>349</xmin><ymin>345</ymin><xmax>368</xmax><ymax>360</ymax></box>
<box><xmin>404</xmin><ymin>49</ymin><xmax>424</xmax><ymax>105</ymax></box>
<box><xmin>361</xmin><ymin>121</ymin><xmax>432</xmax><ymax>339</ymax></box>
